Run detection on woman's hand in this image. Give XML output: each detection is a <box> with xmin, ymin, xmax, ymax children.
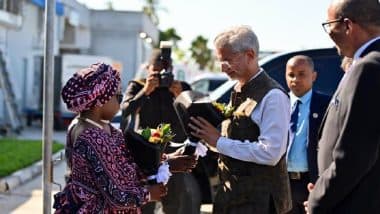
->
<box><xmin>148</xmin><ymin>183</ymin><xmax>167</xmax><ymax>201</ymax></box>
<box><xmin>189</xmin><ymin>116</ymin><xmax>221</xmax><ymax>147</ymax></box>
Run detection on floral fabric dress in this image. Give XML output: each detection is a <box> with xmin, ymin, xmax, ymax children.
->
<box><xmin>53</xmin><ymin>125</ymin><xmax>149</xmax><ymax>214</ymax></box>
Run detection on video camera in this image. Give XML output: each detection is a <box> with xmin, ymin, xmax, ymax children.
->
<box><xmin>157</xmin><ymin>41</ymin><xmax>174</xmax><ymax>88</ymax></box>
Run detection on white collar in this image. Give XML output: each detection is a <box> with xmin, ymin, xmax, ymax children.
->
<box><xmin>234</xmin><ymin>68</ymin><xmax>263</xmax><ymax>91</ymax></box>
<box><xmin>289</xmin><ymin>89</ymin><xmax>313</xmax><ymax>106</ymax></box>
<box><xmin>81</xmin><ymin>117</ymin><xmax>108</xmax><ymax>129</ymax></box>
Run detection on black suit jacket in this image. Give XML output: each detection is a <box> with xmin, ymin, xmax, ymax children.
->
<box><xmin>308</xmin><ymin>39</ymin><xmax>380</xmax><ymax>213</ymax></box>
<box><xmin>307</xmin><ymin>91</ymin><xmax>331</xmax><ymax>183</ymax></box>
<box><xmin>287</xmin><ymin>91</ymin><xmax>330</xmax><ymax>183</ymax></box>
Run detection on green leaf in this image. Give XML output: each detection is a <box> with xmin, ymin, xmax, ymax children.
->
<box><xmin>161</xmin><ymin>123</ymin><xmax>171</xmax><ymax>135</ymax></box>
<box><xmin>141</xmin><ymin>128</ymin><xmax>151</xmax><ymax>140</ymax></box>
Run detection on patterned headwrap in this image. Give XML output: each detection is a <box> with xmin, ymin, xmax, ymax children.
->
<box><xmin>61</xmin><ymin>62</ymin><xmax>120</xmax><ymax>113</ymax></box>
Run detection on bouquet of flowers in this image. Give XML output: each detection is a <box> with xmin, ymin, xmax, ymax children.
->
<box><xmin>212</xmin><ymin>101</ymin><xmax>235</xmax><ymax>118</ymax></box>
<box><xmin>124</xmin><ymin>123</ymin><xmax>174</xmax><ymax>184</ymax></box>
<box><xmin>140</xmin><ymin>123</ymin><xmax>175</xmax><ymax>145</ymax></box>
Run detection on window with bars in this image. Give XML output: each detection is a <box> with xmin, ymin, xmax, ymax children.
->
<box><xmin>0</xmin><ymin>0</ymin><xmax>22</xmax><ymax>15</ymax></box>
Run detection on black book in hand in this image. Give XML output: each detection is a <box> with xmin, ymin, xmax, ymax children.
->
<box><xmin>173</xmin><ymin>91</ymin><xmax>224</xmax><ymax>144</ymax></box>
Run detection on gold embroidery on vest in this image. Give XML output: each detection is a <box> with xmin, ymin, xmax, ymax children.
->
<box><xmin>233</xmin><ymin>98</ymin><xmax>257</xmax><ymax>117</ymax></box>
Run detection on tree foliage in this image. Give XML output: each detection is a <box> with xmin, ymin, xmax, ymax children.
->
<box><xmin>106</xmin><ymin>0</ymin><xmax>114</xmax><ymax>10</ymax></box>
<box><xmin>142</xmin><ymin>0</ymin><xmax>163</xmax><ymax>26</ymax></box>
<box><xmin>189</xmin><ymin>35</ymin><xmax>213</xmax><ymax>70</ymax></box>
<box><xmin>159</xmin><ymin>28</ymin><xmax>182</xmax><ymax>48</ymax></box>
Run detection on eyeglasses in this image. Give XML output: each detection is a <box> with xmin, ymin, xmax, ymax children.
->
<box><xmin>322</xmin><ymin>17</ymin><xmax>344</xmax><ymax>33</ymax></box>
<box><xmin>116</xmin><ymin>93</ymin><xmax>123</xmax><ymax>104</ymax></box>
<box><xmin>215</xmin><ymin>52</ymin><xmax>244</xmax><ymax>69</ymax></box>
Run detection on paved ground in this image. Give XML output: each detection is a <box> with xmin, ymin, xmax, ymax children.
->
<box><xmin>0</xmin><ymin>127</ymin><xmax>213</xmax><ymax>213</ymax></box>
<box><xmin>0</xmin><ymin>161</ymin><xmax>66</xmax><ymax>213</ymax></box>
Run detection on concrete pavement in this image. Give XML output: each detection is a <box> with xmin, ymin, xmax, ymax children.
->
<box><xmin>0</xmin><ymin>161</ymin><xmax>66</xmax><ymax>213</ymax></box>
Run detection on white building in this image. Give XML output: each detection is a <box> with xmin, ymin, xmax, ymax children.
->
<box><xmin>89</xmin><ymin>10</ymin><xmax>158</xmax><ymax>89</ymax></box>
<box><xmin>0</xmin><ymin>0</ymin><xmax>158</xmax><ymax>129</ymax></box>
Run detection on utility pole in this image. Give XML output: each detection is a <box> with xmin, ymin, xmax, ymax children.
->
<box><xmin>42</xmin><ymin>0</ymin><xmax>55</xmax><ymax>213</ymax></box>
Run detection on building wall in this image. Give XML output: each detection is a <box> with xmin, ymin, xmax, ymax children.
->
<box><xmin>89</xmin><ymin>10</ymin><xmax>158</xmax><ymax>90</ymax></box>
<box><xmin>60</xmin><ymin>0</ymin><xmax>91</xmax><ymax>51</ymax></box>
<box><xmin>0</xmin><ymin>1</ymin><xmax>159</xmax><ymax>125</ymax></box>
<box><xmin>6</xmin><ymin>2</ymin><xmax>61</xmax><ymax>112</ymax></box>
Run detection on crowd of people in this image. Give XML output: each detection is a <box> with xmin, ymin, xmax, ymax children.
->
<box><xmin>53</xmin><ymin>0</ymin><xmax>380</xmax><ymax>213</ymax></box>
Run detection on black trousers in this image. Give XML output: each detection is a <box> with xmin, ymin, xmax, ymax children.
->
<box><xmin>142</xmin><ymin>173</ymin><xmax>201</xmax><ymax>214</ymax></box>
<box><xmin>287</xmin><ymin>172</ymin><xmax>309</xmax><ymax>214</ymax></box>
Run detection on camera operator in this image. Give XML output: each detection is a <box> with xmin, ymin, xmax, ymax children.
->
<box><xmin>120</xmin><ymin>48</ymin><xmax>201</xmax><ymax>214</ymax></box>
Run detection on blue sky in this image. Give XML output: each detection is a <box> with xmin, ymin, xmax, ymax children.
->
<box><xmin>77</xmin><ymin>0</ymin><xmax>335</xmax><ymax>52</ymax></box>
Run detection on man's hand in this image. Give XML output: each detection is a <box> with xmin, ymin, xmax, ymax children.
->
<box><xmin>169</xmin><ymin>80</ymin><xmax>183</xmax><ymax>97</ymax></box>
<box><xmin>189</xmin><ymin>116</ymin><xmax>221</xmax><ymax>147</ymax></box>
<box><xmin>307</xmin><ymin>183</ymin><xmax>315</xmax><ymax>192</ymax></box>
<box><xmin>148</xmin><ymin>183</ymin><xmax>167</xmax><ymax>201</ymax></box>
<box><xmin>143</xmin><ymin>72</ymin><xmax>159</xmax><ymax>95</ymax></box>
<box><xmin>168</xmin><ymin>155</ymin><xmax>198</xmax><ymax>173</ymax></box>
<box><xmin>304</xmin><ymin>182</ymin><xmax>315</xmax><ymax>213</ymax></box>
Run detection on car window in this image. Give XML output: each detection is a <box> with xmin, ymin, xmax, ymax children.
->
<box><xmin>209</xmin><ymin>80</ymin><xmax>237</xmax><ymax>103</ymax></box>
<box><xmin>191</xmin><ymin>79</ymin><xmax>210</xmax><ymax>94</ymax></box>
<box><xmin>191</xmin><ymin>79</ymin><xmax>228</xmax><ymax>94</ymax></box>
<box><xmin>209</xmin><ymin>79</ymin><xmax>228</xmax><ymax>91</ymax></box>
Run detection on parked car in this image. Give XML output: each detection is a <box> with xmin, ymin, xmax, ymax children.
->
<box><xmin>209</xmin><ymin>47</ymin><xmax>344</xmax><ymax>105</ymax></box>
<box><xmin>190</xmin><ymin>72</ymin><xmax>228</xmax><ymax>94</ymax></box>
<box><xmin>195</xmin><ymin>47</ymin><xmax>345</xmax><ymax>203</ymax></box>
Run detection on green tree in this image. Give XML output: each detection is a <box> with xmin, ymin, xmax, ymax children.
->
<box><xmin>142</xmin><ymin>0</ymin><xmax>165</xmax><ymax>26</ymax></box>
<box><xmin>106</xmin><ymin>0</ymin><xmax>114</xmax><ymax>10</ymax></box>
<box><xmin>159</xmin><ymin>28</ymin><xmax>182</xmax><ymax>48</ymax></box>
<box><xmin>189</xmin><ymin>35</ymin><xmax>212</xmax><ymax>70</ymax></box>
<box><xmin>174</xmin><ymin>48</ymin><xmax>186</xmax><ymax>61</ymax></box>
<box><xmin>156</xmin><ymin>28</ymin><xmax>185</xmax><ymax>62</ymax></box>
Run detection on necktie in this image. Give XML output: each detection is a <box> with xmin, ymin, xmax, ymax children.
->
<box><xmin>290</xmin><ymin>100</ymin><xmax>301</xmax><ymax>133</ymax></box>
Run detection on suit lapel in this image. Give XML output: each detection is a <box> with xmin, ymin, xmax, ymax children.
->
<box><xmin>317</xmin><ymin>85</ymin><xmax>343</xmax><ymax>139</ymax></box>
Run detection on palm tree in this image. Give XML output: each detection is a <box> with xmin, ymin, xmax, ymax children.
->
<box><xmin>159</xmin><ymin>28</ymin><xmax>182</xmax><ymax>48</ymax></box>
<box><xmin>189</xmin><ymin>36</ymin><xmax>212</xmax><ymax>70</ymax></box>
<box><xmin>106</xmin><ymin>0</ymin><xmax>114</xmax><ymax>10</ymax></box>
<box><xmin>142</xmin><ymin>0</ymin><xmax>161</xmax><ymax>25</ymax></box>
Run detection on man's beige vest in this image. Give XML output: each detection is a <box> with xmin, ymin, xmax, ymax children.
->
<box><xmin>214</xmin><ymin>71</ymin><xmax>292</xmax><ymax>214</ymax></box>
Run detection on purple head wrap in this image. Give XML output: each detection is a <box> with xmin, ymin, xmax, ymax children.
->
<box><xmin>61</xmin><ymin>62</ymin><xmax>120</xmax><ymax>113</ymax></box>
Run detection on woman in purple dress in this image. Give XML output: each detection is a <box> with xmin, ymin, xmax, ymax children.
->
<box><xmin>53</xmin><ymin>63</ymin><xmax>166</xmax><ymax>213</ymax></box>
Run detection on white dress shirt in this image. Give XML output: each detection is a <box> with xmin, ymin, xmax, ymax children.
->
<box><xmin>216</xmin><ymin>82</ymin><xmax>290</xmax><ymax>166</ymax></box>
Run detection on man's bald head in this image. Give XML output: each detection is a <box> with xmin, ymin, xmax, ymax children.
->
<box><xmin>331</xmin><ymin>0</ymin><xmax>380</xmax><ymax>28</ymax></box>
<box><xmin>285</xmin><ymin>55</ymin><xmax>317</xmax><ymax>97</ymax></box>
<box><xmin>286</xmin><ymin>55</ymin><xmax>315</xmax><ymax>71</ymax></box>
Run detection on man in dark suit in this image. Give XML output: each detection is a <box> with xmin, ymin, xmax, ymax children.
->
<box><xmin>306</xmin><ymin>0</ymin><xmax>380</xmax><ymax>213</ymax></box>
<box><xmin>285</xmin><ymin>55</ymin><xmax>330</xmax><ymax>214</ymax></box>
